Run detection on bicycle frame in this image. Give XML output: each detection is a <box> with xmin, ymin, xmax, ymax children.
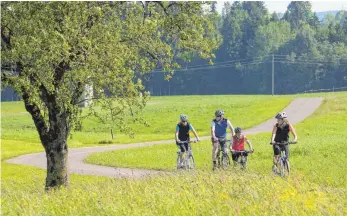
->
<box><xmin>176</xmin><ymin>141</ymin><xmax>195</xmax><ymax>170</ymax></box>
<box><xmin>215</xmin><ymin>138</ymin><xmax>230</xmax><ymax>168</ymax></box>
<box><xmin>272</xmin><ymin>141</ymin><xmax>296</xmax><ymax>177</ymax></box>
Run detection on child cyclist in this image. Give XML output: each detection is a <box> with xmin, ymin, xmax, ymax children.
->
<box><xmin>230</xmin><ymin>127</ymin><xmax>254</xmax><ymax>166</ymax></box>
<box><xmin>175</xmin><ymin>114</ymin><xmax>200</xmax><ymax>168</ymax></box>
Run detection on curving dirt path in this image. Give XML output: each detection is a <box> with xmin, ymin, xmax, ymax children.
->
<box><xmin>6</xmin><ymin>98</ymin><xmax>323</xmax><ymax>178</ymax></box>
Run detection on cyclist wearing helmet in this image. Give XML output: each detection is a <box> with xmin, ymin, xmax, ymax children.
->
<box><xmin>211</xmin><ymin>109</ymin><xmax>235</xmax><ymax>170</ymax></box>
<box><xmin>175</xmin><ymin>114</ymin><xmax>200</xmax><ymax>168</ymax></box>
<box><xmin>271</xmin><ymin>112</ymin><xmax>298</xmax><ymax>171</ymax></box>
<box><xmin>231</xmin><ymin>127</ymin><xmax>254</xmax><ymax>166</ymax></box>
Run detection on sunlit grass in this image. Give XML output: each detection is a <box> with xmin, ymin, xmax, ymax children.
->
<box><xmin>1</xmin><ymin>95</ymin><xmax>292</xmax><ymax>157</ymax></box>
<box><xmin>2</xmin><ymin>92</ymin><xmax>347</xmax><ymax>215</ymax></box>
<box><xmin>2</xmin><ymin>163</ymin><xmax>346</xmax><ymax>215</ymax></box>
<box><xmin>86</xmin><ymin>93</ymin><xmax>347</xmax><ymax>189</ymax></box>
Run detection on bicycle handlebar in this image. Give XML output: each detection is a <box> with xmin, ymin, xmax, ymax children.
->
<box><xmin>177</xmin><ymin>140</ymin><xmax>197</xmax><ymax>144</ymax></box>
<box><xmin>270</xmin><ymin>141</ymin><xmax>297</xmax><ymax>145</ymax></box>
<box><xmin>231</xmin><ymin>150</ymin><xmax>254</xmax><ymax>153</ymax></box>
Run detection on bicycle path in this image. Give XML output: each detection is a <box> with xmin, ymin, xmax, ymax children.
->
<box><xmin>6</xmin><ymin>98</ymin><xmax>323</xmax><ymax>178</ymax></box>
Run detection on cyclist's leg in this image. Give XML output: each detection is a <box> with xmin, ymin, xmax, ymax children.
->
<box><xmin>219</xmin><ymin>138</ymin><xmax>230</xmax><ymax>167</ymax></box>
<box><xmin>232</xmin><ymin>152</ymin><xmax>239</xmax><ymax>166</ymax></box>
<box><xmin>241</xmin><ymin>152</ymin><xmax>248</xmax><ymax>168</ymax></box>
<box><xmin>211</xmin><ymin>138</ymin><xmax>219</xmax><ymax>168</ymax></box>
<box><xmin>273</xmin><ymin>145</ymin><xmax>281</xmax><ymax>171</ymax></box>
<box><xmin>177</xmin><ymin>143</ymin><xmax>185</xmax><ymax>168</ymax></box>
<box><xmin>242</xmin><ymin>152</ymin><xmax>248</xmax><ymax>163</ymax></box>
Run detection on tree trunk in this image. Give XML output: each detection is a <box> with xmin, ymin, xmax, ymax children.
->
<box><xmin>44</xmin><ymin>137</ymin><xmax>69</xmax><ymax>190</ymax></box>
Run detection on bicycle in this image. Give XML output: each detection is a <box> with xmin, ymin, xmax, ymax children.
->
<box><xmin>176</xmin><ymin>140</ymin><xmax>196</xmax><ymax>170</ymax></box>
<box><xmin>215</xmin><ymin>138</ymin><xmax>230</xmax><ymax>169</ymax></box>
<box><xmin>230</xmin><ymin>149</ymin><xmax>254</xmax><ymax>170</ymax></box>
<box><xmin>271</xmin><ymin>141</ymin><xmax>297</xmax><ymax>177</ymax></box>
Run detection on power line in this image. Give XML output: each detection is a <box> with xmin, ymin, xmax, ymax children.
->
<box><xmin>274</xmin><ymin>61</ymin><xmax>347</xmax><ymax>66</ymax></box>
<box><xmin>274</xmin><ymin>57</ymin><xmax>347</xmax><ymax>64</ymax></box>
<box><xmin>275</xmin><ymin>55</ymin><xmax>347</xmax><ymax>62</ymax></box>
<box><xmin>151</xmin><ymin>56</ymin><xmax>272</xmax><ymax>72</ymax></box>
<box><xmin>150</xmin><ymin>60</ymin><xmax>267</xmax><ymax>73</ymax></box>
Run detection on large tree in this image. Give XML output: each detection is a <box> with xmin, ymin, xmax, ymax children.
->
<box><xmin>1</xmin><ymin>1</ymin><xmax>220</xmax><ymax>190</ymax></box>
<box><xmin>283</xmin><ymin>1</ymin><xmax>312</xmax><ymax>29</ymax></box>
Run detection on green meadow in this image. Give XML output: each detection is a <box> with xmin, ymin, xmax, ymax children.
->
<box><xmin>2</xmin><ymin>92</ymin><xmax>347</xmax><ymax>215</ymax></box>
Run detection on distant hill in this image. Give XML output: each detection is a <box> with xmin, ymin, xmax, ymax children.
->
<box><xmin>315</xmin><ymin>10</ymin><xmax>339</xmax><ymax>21</ymax></box>
<box><xmin>276</xmin><ymin>11</ymin><xmax>340</xmax><ymax>22</ymax></box>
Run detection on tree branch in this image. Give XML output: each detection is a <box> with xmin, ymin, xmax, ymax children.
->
<box><xmin>21</xmin><ymin>86</ymin><xmax>49</xmax><ymax>147</ymax></box>
<box><xmin>71</xmin><ymin>82</ymin><xmax>85</xmax><ymax>105</ymax></box>
<box><xmin>152</xmin><ymin>1</ymin><xmax>179</xmax><ymax>16</ymax></box>
<box><xmin>1</xmin><ymin>25</ymin><xmax>13</xmax><ymax>48</ymax></box>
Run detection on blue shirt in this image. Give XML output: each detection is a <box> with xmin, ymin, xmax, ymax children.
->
<box><xmin>211</xmin><ymin>118</ymin><xmax>229</xmax><ymax>137</ymax></box>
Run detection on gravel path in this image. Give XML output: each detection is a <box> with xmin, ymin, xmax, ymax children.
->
<box><xmin>6</xmin><ymin>97</ymin><xmax>323</xmax><ymax>178</ymax></box>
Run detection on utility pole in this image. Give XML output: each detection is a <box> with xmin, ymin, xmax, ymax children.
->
<box><xmin>272</xmin><ymin>54</ymin><xmax>274</xmax><ymax>95</ymax></box>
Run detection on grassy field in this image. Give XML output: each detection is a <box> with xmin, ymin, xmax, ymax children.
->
<box><xmin>86</xmin><ymin>93</ymin><xmax>347</xmax><ymax>189</ymax></box>
<box><xmin>1</xmin><ymin>95</ymin><xmax>291</xmax><ymax>157</ymax></box>
<box><xmin>2</xmin><ymin>92</ymin><xmax>347</xmax><ymax>215</ymax></box>
<box><xmin>2</xmin><ymin>163</ymin><xmax>346</xmax><ymax>215</ymax></box>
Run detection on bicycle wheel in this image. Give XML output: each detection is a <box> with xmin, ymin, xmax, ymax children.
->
<box><xmin>188</xmin><ymin>155</ymin><xmax>195</xmax><ymax>169</ymax></box>
<box><xmin>221</xmin><ymin>154</ymin><xmax>230</xmax><ymax>169</ymax></box>
<box><xmin>241</xmin><ymin>156</ymin><xmax>247</xmax><ymax>170</ymax></box>
<box><xmin>280</xmin><ymin>159</ymin><xmax>286</xmax><ymax>177</ymax></box>
<box><xmin>176</xmin><ymin>154</ymin><xmax>181</xmax><ymax>169</ymax></box>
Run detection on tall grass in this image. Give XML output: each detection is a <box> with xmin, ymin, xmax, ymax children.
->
<box><xmin>2</xmin><ymin>163</ymin><xmax>346</xmax><ymax>215</ymax></box>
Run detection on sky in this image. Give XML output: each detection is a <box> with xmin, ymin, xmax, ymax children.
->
<box><xmin>215</xmin><ymin>1</ymin><xmax>347</xmax><ymax>14</ymax></box>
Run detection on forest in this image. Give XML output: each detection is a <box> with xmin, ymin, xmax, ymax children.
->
<box><xmin>143</xmin><ymin>1</ymin><xmax>347</xmax><ymax>95</ymax></box>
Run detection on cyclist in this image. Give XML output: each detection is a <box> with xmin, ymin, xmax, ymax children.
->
<box><xmin>270</xmin><ymin>112</ymin><xmax>298</xmax><ymax>172</ymax></box>
<box><xmin>175</xmin><ymin>114</ymin><xmax>200</xmax><ymax>168</ymax></box>
<box><xmin>211</xmin><ymin>109</ymin><xmax>235</xmax><ymax>170</ymax></box>
<box><xmin>231</xmin><ymin>127</ymin><xmax>254</xmax><ymax>166</ymax></box>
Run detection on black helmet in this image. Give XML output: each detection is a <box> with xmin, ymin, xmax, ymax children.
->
<box><xmin>234</xmin><ymin>127</ymin><xmax>242</xmax><ymax>133</ymax></box>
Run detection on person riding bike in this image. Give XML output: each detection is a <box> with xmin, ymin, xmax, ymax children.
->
<box><xmin>211</xmin><ymin>109</ymin><xmax>235</xmax><ymax>170</ymax></box>
<box><xmin>231</xmin><ymin>127</ymin><xmax>254</xmax><ymax>166</ymax></box>
<box><xmin>270</xmin><ymin>112</ymin><xmax>298</xmax><ymax>172</ymax></box>
<box><xmin>175</xmin><ymin>114</ymin><xmax>200</xmax><ymax>168</ymax></box>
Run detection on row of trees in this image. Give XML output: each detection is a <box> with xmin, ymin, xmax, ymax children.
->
<box><xmin>144</xmin><ymin>1</ymin><xmax>347</xmax><ymax>95</ymax></box>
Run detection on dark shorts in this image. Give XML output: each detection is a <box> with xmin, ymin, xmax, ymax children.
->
<box><xmin>176</xmin><ymin>142</ymin><xmax>190</xmax><ymax>153</ymax></box>
<box><xmin>232</xmin><ymin>152</ymin><xmax>249</xmax><ymax>162</ymax></box>
<box><xmin>273</xmin><ymin>144</ymin><xmax>289</xmax><ymax>158</ymax></box>
<box><xmin>212</xmin><ymin>137</ymin><xmax>227</xmax><ymax>147</ymax></box>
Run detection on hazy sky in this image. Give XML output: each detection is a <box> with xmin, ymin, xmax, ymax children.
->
<box><xmin>216</xmin><ymin>1</ymin><xmax>347</xmax><ymax>13</ymax></box>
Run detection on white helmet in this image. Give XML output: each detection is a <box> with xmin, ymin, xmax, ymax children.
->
<box><xmin>275</xmin><ymin>112</ymin><xmax>287</xmax><ymax>119</ymax></box>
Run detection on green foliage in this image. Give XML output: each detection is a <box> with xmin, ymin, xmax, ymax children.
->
<box><xmin>249</xmin><ymin>21</ymin><xmax>294</xmax><ymax>57</ymax></box>
<box><xmin>145</xmin><ymin>3</ymin><xmax>347</xmax><ymax>96</ymax></box>
<box><xmin>283</xmin><ymin>1</ymin><xmax>313</xmax><ymax>29</ymax></box>
<box><xmin>1</xmin><ymin>1</ymin><xmax>221</xmax><ymax>138</ymax></box>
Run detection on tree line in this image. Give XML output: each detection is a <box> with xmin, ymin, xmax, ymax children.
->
<box><xmin>143</xmin><ymin>1</ymin><xmax>347</xmax><ymax>95</ymax></box>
